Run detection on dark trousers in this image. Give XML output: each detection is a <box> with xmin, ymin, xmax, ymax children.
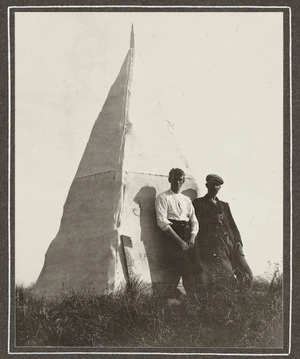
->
<box><xmin>162</xmin><ymin>221</ymin><xmax>198</xmax><ymax>298</ymax></box>
<box><xmin>198</xmin><ymin>233</ymin><xmax>253</xmax><ymax>287</ymax></box>
<box><xmin>231</xmin><ymin>245</ymin><xmax>253</xmax><ymax>286</ymax></box>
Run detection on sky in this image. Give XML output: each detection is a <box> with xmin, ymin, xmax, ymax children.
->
<box><xmin>15</xmin><ymin>10</ymin><xmax>284</xmax><ymax>286</ymax></box>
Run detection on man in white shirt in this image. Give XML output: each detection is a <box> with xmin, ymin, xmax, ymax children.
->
<box><xmin>155</xmin><ymin>168</ymin><xmax>199</xmax><ymax>298</ymax></box>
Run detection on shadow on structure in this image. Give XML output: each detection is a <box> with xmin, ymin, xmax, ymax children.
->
<box><xmin>182</xmin><ymin>188</ymin><xmax>198</xmax><ymax>202</ymax></box>
<box><xmin>133</xmin><ymin>186</ymin><xmax>168</xmax><ymax>294</ymax></box>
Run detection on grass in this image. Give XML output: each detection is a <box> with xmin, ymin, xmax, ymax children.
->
<box><xmin>15</xmin><ymin>271</ymin><xmax>283</xmax><ymax>348</ymax></box>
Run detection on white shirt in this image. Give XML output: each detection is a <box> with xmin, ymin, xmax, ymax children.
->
<box><xmin>155</xmin><ymin>189</ymin><xmax>199</xmax><ymax>235</ymax></box>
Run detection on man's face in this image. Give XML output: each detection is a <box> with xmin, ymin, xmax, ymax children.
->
<box><xmin>169</xmin><ymin>173</ymin><xmax>185</xmax><ymax>193</ymax></box>
<box><xmin>207</xmin><ymin>181</ymin><xmax>222</xmax><ymax>196</ymax></box>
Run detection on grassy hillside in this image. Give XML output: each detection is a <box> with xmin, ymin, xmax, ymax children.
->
<box><xmin>15</xmin><ymin>271</ymin><xmax>282</xmax><ymax>348</ymax></box>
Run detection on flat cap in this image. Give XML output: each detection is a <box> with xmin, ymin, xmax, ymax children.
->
<box><xmin>206</xmin><ymin>174</ymin><xmax>224</xmax><ymax>185</ymax></box>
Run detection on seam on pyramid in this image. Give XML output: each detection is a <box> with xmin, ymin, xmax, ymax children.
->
<box><xmin>112</xmin><ymin>47</ymin><xmax>135</xmax><ymax>285</ymax></box>
<box><xmin>75</xmin><ymin>170</ymin><xmax>195</xmax><ymax>180</ymax></box>
<box><xmin>74</xmin><ymin>170</ymin><xmax>120</xmax><ymax>180</ymax></box>
<box><xmin>118</xmin><ymin>48</ymin><xmax>135</xmax><ymax>172</ymax></box>
<box><xmin>118</xmin><ymin>49</ymin><xmax>135</xmax><ymax>183</ymax></box>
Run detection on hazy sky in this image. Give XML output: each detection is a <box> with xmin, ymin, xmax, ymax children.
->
<box><xmin>15</xmin><ymin>11</ymin><xmax>283</xmax><ymax>285</ymax></box>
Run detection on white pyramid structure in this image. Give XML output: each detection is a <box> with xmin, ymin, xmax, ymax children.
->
<box><xmin>34</xmin><ymin>26</ymin><xmax>199</xmax><ymax>297</ymax></box>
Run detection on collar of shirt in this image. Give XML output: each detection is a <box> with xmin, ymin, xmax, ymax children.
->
<box><xmin>205</xmin><ymin>193</ymin><xmax>220</xmax><ymax>204</ymax></box>
<box><xmin>165</xmin><ymin>189</ymin><xmax>189</xmax><ymax>219</ymax></box>
<box><xmin>169</xmin><ymin>189</ymin><xmax>181</xmax><ymax>195</ymax></box>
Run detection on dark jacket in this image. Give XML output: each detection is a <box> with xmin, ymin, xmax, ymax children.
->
<box><xmin>193</xmin><ymin>195</ymin><xmax>242</xmax><ymax>253</ymax></box>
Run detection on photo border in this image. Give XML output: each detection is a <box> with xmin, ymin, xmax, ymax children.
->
<box><xmin>1</xmin><ymin>2</ymin><xmax>298</xmax><ymax>357</ymax></box>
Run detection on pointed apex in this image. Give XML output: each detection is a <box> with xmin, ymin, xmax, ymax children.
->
<box><xmin>130</xmin><ymin>24</ymin><xmax>135</xmax><ymax>49</ymax></box>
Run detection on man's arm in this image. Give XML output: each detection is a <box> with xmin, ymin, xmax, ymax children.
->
<box><xmin>225</xmin><ymin>203</ymin><xmax>243</xmax><ymax>245</ymax></box>
<box><xmin>155</xmin><ymin>194</ymin><xmax>189</xmax><ymax>251</ymax></box>
<box><xmin>164</xmin><ymin>226</ymin><xmax>189</xmax><ymax>251</ymax></box>
<box><xmin>187</xmin><ymin>200</ymin><xmax>199</xmax><ymax>248</ymax></box>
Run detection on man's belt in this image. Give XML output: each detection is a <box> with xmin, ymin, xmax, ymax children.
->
<box><xmin>168</xmin><ymin>219</ymin><xmax>189</xmax><ymax>228</ymax></box>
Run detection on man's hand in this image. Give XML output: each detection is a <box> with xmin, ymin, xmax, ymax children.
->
<box><xmin>165</xmin><ymin>226</ymin><xmax>189</xmax><ymax>250</ymax></box>
<box><xmin>187</xmin><ymin>234</ymin><xmax>196</xmax><ymax>248</ymax></box>
<box><xmin>180</xmin><ymin>241</ymin><xmax>189</xmax><ymax>251</ymax></box>
<box><xmin>188</xmin><ymin>237</ymin><xmax>195</xmax><ymax>248</ymax></box>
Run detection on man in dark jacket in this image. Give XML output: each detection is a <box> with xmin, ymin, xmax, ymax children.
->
<box><xmin>193</xmin><ymin>174</ymin><xmax>253</xmax><ymax>286</ymax></box>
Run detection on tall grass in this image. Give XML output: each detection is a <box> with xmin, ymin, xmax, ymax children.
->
<box><xmin>16</xmin><ymin>272</ymin><xmax>283</xmax><ymax>348</ymax></box>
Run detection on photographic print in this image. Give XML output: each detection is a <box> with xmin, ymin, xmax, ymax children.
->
<box><xmin>2</xmin><ymin>3</ymin><xmax>296</xmax><ymax>357</ymax></box>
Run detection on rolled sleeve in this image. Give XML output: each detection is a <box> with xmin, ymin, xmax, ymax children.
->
<box><xmin>155</xmin><ymin>194</ymin><xmax>172</xmax><ymax>231</ymax></box>
<box><xmin>189</xmin><ymin>202</ymin><xmax>199</xmax><ymax>235</ymax></box>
